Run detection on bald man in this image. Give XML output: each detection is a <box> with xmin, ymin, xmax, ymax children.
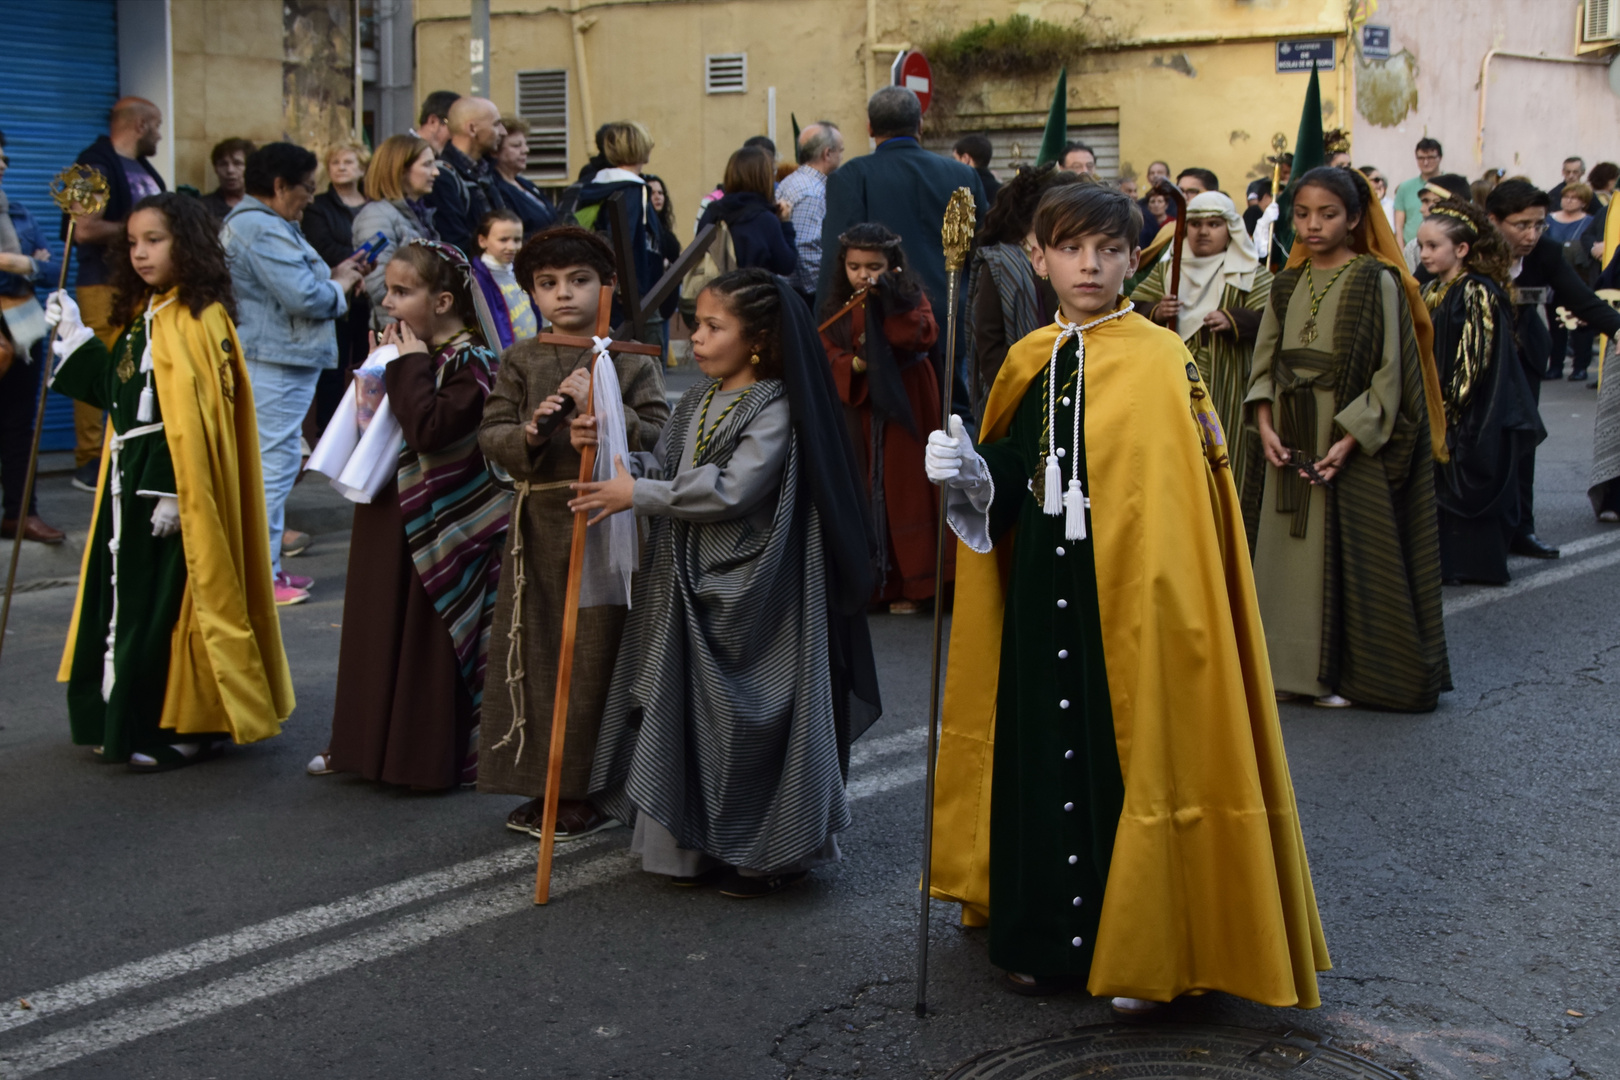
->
<box><xmin>62</xmin><ymin>97</ymin><xmax>167</xmax><ymax>490</ymax></box>
<box><xmin>428</xmin><ymin>95</ymin><xmax>510</xmax><ymax>256</ymax></box>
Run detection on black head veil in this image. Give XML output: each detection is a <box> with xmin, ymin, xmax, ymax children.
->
<box><xmin>774</xmin><ymin>278</ymin><xmax>883</xmax><ymax>748</ymax></box>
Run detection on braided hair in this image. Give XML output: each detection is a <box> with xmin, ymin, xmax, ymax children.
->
<box><xmin>1424</xmin><ymin>197</ymin><xmax>1512</xmax><ymax>289</ymax></box>
<box><xmin>980</xmin><ymin>163</ymin><xmax>1091</xmax><ymax>246</ymax></box>
<box><xmin>821</xmin><ymin>222</ymin><xmax>925</xmax><ymax>329</ymax></box>
<box><xmin>700</xmin><ymin>267</ymin><xmax>786</xmax><ymax>380</ymax></box>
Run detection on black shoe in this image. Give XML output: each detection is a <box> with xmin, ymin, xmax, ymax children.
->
<box><xmin>717</xmin><ymin>869</ymin><xmax>807</xmax><ymax>898</ymax></box>
<box><xmin>71</xmin><ymin>462</ymin><xmax>100</xmax><ymax>493</ymax></box>
<box><xmin>1509</xmin><ymin>533</ymin><xmax>1560</xmax><ymax>559</ymax></box>
<box><xmin>1570</xmin><ymin>370</ymin><xmax>1590</xmax><ymax>382</ymax></box>
<box><xmin>1542</xmin><ymin>369</ymin><xmax>1566</xmax><ymax>381</ymax></box>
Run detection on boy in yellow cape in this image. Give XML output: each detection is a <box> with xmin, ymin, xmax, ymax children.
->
<box><xmin>923</xmin><ymin>184</ymin><xmax>1329</xmax><ymax>1010</ymax></box>
<box><xmin>47</xmin><ymin>193</ymin><xmax>293</xmax><ymax>772</ymax></box>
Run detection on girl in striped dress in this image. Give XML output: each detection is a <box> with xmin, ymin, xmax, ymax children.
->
<box><xmin>313</xmin><ymin>240</ymin><xmax>508</xmax><ymax>789</ymax></box>
<box><xmin>570</xmin><ymin>268</ymin><xmax>881</xmax><ymax>898</ymax></box>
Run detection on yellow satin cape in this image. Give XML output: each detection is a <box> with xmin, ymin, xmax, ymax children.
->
<box><xmin>929</xmin><ymin>307</ymin><xmax>1330</xmax><ymax>1007</ymax></box>
<box><xmin>1284</xmin><ymin>174</ymin><xmax>1448</xmax><ymax>462</ymax></box>
<box><xmin>59</xmin><ymin>293</ymin><xmax>295</xmax><ymax>742</ymax></box>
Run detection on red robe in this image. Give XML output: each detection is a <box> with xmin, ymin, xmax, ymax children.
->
<box><xmin>822</xmin><ymin>294</ymin><xmax>953</xmax><ymax>602</ymax></box>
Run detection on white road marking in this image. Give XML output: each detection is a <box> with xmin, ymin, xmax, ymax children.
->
<box><xmin>1445</xmin><ymin>545</ymin><xmax>1620</xmax><ymax>615</ymax></box>
<box><xmin>0</xmin><ymin>836</ymin><xmax>608</xmax><ymax>1035</ymax></box>
<box><xmin>848</xmin><ymin>725</ymin><xmax>925</xmax><ymax>768</ymax></box>
<box><xmin>0</xmin><ymin>755</ymin><xmax>931</xmax><ymax>1073</ymax></box>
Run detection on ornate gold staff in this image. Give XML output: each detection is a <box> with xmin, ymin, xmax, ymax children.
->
<box><xmin>0</xmin><ymin>165</ymin><xmax>110</xmax><ymax>663</ymax></box>
<box><xmin>915</xmin><ymin>186</ymin><xmax>976</xmax><ymax>1018</ymax></box>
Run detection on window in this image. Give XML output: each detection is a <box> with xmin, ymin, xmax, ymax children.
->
<box><xmin>514</xmin><ymin>69</ymin><xmax>569</xmax><ymax>183</ymax></box>
<box><xmin>705</xmin><ymin>53</ymin><xmax>747</xmax><ymax>94</ymax></box>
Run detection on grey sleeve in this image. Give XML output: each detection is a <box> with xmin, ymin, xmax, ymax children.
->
<box><xmin>630</xmin><ymin>398</ymin><xmax>790</xmax><ymax>522</ymax></box>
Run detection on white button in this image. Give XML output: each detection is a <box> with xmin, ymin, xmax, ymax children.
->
<box><xmin>1062</xmin><ymin>396</ymin><xmax>1072</xmax><ymax>406</ymax></box>
<box><xmin>1072</xmin><ymin>936</ymin><xmax>1083</xmax><ymax>947</ymax></box>
<box><xmin>1072</xmin><ymin>897</ymin><xmax>1083</xmax><ymax>907</ymax></box>
<box><xmin>1055</xmin><ymin>546</ymin><xmax>1065</xmax><ymax>556</ymax></box>
<box><xmin>1068</xmin><ymin>855</ymin><xmax>1078</xmax><ymax>865</ymax></box>
<box><xmin>1059</xmin><ymin>699</ymin><xmax>1070</xmax><ymax>709</ymax></box>
<box><xmin>1057</xmin><ymin>599</ymin><xmax>1068</xmax><ymax>609</ymax></box>
<box><xmin>1056</xmin><ymin>447</ymin><xmax>1067</xmax><ymax>458</ymax></box>
<box><xmin>1058</xmin><ymin>648</ymin><xmax>1069</xmax><ymax>659</ymax></box>
<box><xmin>1064</xmin><ymin>749</ymin><xmax>1074</xmax><ymax>759</ymax></box>
<box><xmin>1064</xmin><ymin>802</ymin><xmax>1074</xmax><ymax>811</ymax></box>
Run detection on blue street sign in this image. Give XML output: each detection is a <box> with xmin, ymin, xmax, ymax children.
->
<box><xmin>1362</xmin><ymin>25</ymin><xmax>1391</xmax><ymax>61</ymax></box>
<box><xmin>1276</xmin><ymin>38</ymin><xmax>1336</xmax><ymax>73</ymax></box>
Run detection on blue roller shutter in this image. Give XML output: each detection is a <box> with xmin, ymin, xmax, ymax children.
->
<box><xmin>0</xmin><ymin>0</ymin><xmax>120</xmax><ymax>451</ymax></box>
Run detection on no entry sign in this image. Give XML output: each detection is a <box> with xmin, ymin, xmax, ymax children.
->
<box><xmin>891</xmin><ymin>50</ymin><xmax>934</xmax><ymax>113</ymax></box>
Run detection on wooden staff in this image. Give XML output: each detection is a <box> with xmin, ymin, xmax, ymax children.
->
<box><xmin>817</xmin><ymin>285</ymin><xmax>870</xmax><ymax>333</ymax></box>
<box><xmin>1155</xmin><ymin>178</ymin><xmax>1189</xmax><ymax>334</ymax></box>
<box><xmin>916</xmin><ymin>187</ymin><xmax>978</xmax><ymax>1017</ymax></box>
<box><xmin>0</xmin><ymin>165</ymin><xmax>109</xmax><ymax>664</ymax></box>
<box><xmin>532</xmin><ymin>285</ymin><xmax>658</xmax><ymax>904</ymax></box>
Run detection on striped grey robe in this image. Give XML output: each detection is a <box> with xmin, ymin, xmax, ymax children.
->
<box><xmin>589</xmin><ymin>380</ymin><xmax>852</xmax><ymax>872</ymax></box>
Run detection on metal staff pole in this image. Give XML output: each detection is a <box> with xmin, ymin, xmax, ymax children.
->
<box><xmin>915</xmin><ymin>187</ymin><xmax>977</xmax><ymax>1018</ymax></box>
<box><xmin>0</xmin><ymin>165</ymin><xmax>109</xmax><ymax>663</ymax></box>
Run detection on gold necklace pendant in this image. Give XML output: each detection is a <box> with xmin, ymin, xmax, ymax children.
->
<box><xmin>1298</xmin><ymin>316</ymin><xmax>1319</xmax><ymax>346</ymax></box>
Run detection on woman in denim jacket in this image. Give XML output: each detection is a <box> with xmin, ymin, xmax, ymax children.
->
<box><xmin>220</xmin><ymin>142</ymin><xmax>366</xmax><ymax>603</ymax></box>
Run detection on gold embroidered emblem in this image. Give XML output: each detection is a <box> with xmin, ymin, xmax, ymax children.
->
<box><xmin>116</xmin><ymin>356</ymin><xmax>136</xmax><ymax>382</ymax></box>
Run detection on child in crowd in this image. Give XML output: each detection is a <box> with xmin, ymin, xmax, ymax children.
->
<box><xmin>572</xmin><ymin>269</ymin><xmax>881</xmax><ymax>898</ymax></box>
<box><xmin>46</xmin><ymin>193</ymin><xmax>292</xmax><ymax>770</ymax></box>
<box><xmin>473</xmin><ymin>208</ymin><xmax>538</xmax><ymax>348</ymax></box>
<box><xmin>924</xmin><ymin>184</ymin><xmax>1328</xmax><ymax>1008</ymax></box>
<box><xmin>819</xmin><ymin>223</ymin><xmax>946</xmax><ymax>614</ymax></box>
<box><xmin>312</xmin><ymin>240</ymin><xmax>508</xmax><ymax>789</ymax></box>
<box><xmin>476</xmin><ymin>225</ymin><xmax>669</xmax><ymax>839</ymax></box>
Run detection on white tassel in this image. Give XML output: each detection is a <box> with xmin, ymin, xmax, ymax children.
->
<box><xmin>1065</xmin><ymin>479</ymin><xmax>1088</xmax><ymax>541</ymax></box>
<box><xmin>136</xmin><ymin>382</ymin><xmax>155</xmax><ymax>423</ymax></box>
<box><xmin>1043</xmin><ymin>455</ymin><xmax>1063</xmax><ymax>516</ymax></box>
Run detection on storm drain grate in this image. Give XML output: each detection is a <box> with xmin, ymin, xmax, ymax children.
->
<box><xmin>944</xmin><ymin>1023</ymin><xmax>1403</xmax><ymax>1079</ymax></box>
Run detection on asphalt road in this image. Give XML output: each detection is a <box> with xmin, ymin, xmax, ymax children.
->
<box><xmin>2</xmin><ymin>376</ymin><xmax>1617</xmax><ymax>1080</ymax></box>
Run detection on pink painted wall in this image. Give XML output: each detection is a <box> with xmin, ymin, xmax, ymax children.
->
<box><xmin>1352</xmin><ymin>0</ymin><xmax>1620</xmax><ymax>191</ymax></box>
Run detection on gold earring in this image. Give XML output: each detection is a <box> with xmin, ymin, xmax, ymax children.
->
<box><xmin>750</xmin><ymin>352</ymin><xmax>761</xmax><ymax>366</ymax></box>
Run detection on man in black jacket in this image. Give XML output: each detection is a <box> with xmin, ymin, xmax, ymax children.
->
<box><xmin>429</xmin><ymin>96</ymin><xmax>509</xmax><ymax>257</ymax></box>
<box><xmin>61</xmin><ymin>97</ymin><xmax>166</xmax><ymax>492</ymax></box>
<box><xmin>1487</xmin><ymin>180</ymin><xmax>1620</xmax><ymax>558</ymax></box>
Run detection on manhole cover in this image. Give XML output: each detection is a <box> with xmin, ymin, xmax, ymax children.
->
<box><xmin>944</xmin><ymin>1024</ymin><xmax>1403</xmax><ymax>1079</ymax></box>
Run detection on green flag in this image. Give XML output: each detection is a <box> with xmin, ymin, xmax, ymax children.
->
<box><xmin>1036</xmin><ymin>67</ymin><xmax>1067</xmax><ymax>167</ymax></box>
<box><xmin>1274</xmin><ymin>61</ymin><xmax>1326</xmax><ymax>259</ymax></box>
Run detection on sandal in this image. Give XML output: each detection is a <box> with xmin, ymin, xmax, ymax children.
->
<box><xmin>889</xmin><ymin>600</ymin><xmax>921</xmax><ymax>615</ymax></box>
<box><xmin>504</xmin><ymin>798</ymin><xmax>620</xmax><ymax>841</ymax></box>
<box><xmin>718</xmin><ymin>869</ymin><xmax>807</xmax><ymax>899</ymax></box>
<box><xmin>1314</xmin><ymin>694</ymin><xmax>1353</xmax><ymax>708</ymax></box>
<box><xmin>128</xmin><ymin>738</ymin><xmax>227</xmax><ymax>774</ymax></box>
<box><xmin>306</xmin><ymin>752</ymin><xmax>335</xmax><ymax>776</ymax></box>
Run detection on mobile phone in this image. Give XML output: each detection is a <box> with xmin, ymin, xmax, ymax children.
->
<box><xmin>531</xmin><ymin>395</ymin><xmax>577</xmax><ymax>441</ymax></box>
<box><xmin>352</xmin><ymin>231</ymin><xmax>389</xmax><ymax>263</ymax></box>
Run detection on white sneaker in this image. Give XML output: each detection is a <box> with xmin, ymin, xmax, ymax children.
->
<box><xmin>1313</xmin><ymin>693</ymin><xmax>1353</xmax><ymax>708</ymax></box>
<box><xmin>1111</xmin><ymin>996</ymin><xmax>1162</xmax><ymax>1015</ymax></box>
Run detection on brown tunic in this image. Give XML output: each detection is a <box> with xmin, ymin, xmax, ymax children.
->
<box><xmin>476</xmin><ymin>338</ymin><xmax>669</xmax><ymax>799</ymax></box>
<box><xmin>328</xmin><ymin>353</ymin><xmax>488</xmax><ymax>790</ymax></box>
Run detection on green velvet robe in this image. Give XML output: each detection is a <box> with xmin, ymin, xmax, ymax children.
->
<box><xmin>51</xmin><ymin>323</ymin><xmax>203</xmax><ymax>761</ymax></box>
<box><xmin>975</xmin><ymin>338</ymin><xmax>1125</xmax><ymax>979</ymax></box>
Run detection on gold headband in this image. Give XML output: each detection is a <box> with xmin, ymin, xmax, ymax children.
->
<box><xmin>1429</xmin><ymin>205</ymin><xmax>1478</xmax><ymax>236</ymax></box>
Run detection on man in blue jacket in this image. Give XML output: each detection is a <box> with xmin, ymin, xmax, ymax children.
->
<box><xmin>221</xmin><ymin>143</ymin><xmax>365</xmax><ymax>603</ymax></box>
<box><xmin>819</xmin><ymin>87</ymin><xmax>987</xmax><ymax>420</ymax></box>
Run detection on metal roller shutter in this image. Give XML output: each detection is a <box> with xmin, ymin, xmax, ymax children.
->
<box><xmin>927</xmin><ymin>123</ymin><xmax>1122</xmax><ymax>183</ymax></box>
<box><xmin>0</xmin><ymin>0</ymin><xmax>120</xmax><ymax>451</ymax></box>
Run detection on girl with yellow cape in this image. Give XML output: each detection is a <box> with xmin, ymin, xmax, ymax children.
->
<box><xmin>923</xmin><ymin>184</ymin><xmax>1328</xmax><ymax>1009</ymax></box>
<box><xmin>46</xmin><ymin>193</ymin><xmax>293</xmax><ymax>771</ymax></box>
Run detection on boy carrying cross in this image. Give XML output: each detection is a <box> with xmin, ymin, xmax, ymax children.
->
<box><xmin>923</xmin><ymin>184</ymin><xmax>1330</xmax><ymax>1009</ymax></box>
<box><xmin>477</xmin><ymin>225</ymin><xmax>670</xmax><ymax>840</ymax></box>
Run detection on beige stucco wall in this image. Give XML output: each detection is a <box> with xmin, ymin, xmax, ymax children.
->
<box><xmin>413</xmin><ymin>0</ymin><xmax>1348</xmax><ymax>221</ymax></box>
<box><xmin>1352</xmin><ymin>0</ymin><xmax>1620</xmax><ymax>191</ymax></box>
<box><xmin>170</xmin><ymin>0</ymin><xmax>355</xmax><ymax>195</ymax></box>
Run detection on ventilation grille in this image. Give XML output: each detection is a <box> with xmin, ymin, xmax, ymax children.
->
<box><xmin>1587</xmin><ymin>0</ymin><xmax>1619</xmax><ymax>41</ymax></box>
<box><xmin>705</xmin><ymin>53</ymin><xmax>747</xmax><ymax>94</ymax></box>
<box><xmin>515</xmin><ymin>69</ymin><xmax>569</xmax><ymax>182</ymax></box>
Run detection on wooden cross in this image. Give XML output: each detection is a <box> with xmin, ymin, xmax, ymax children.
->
<box><xmin>600</xmin><ymin>190</ymin><xmax>725</xmax><ymax>339</ymax></box>
<box><xmin>532</xmin><ymin>285</ymin><xmax>658</xmax><ymax>906</ymax></box>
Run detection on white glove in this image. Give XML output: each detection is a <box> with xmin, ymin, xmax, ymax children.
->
<box><xmin>925</xmin><ymin>415</ymin><xmax>982</xmax><ymax>488</ymax></box>
<box><xmin>46</xmin><ymin>290</ymin><xmax>94</xmax><ymax>361</ymax></box>
<box><xmin>150</xmin><ymin>496</ymin><xmax>181</xmax><ymax>538</ymax></box>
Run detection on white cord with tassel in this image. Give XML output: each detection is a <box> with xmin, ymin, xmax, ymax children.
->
<box><xmin>136</xmin><ymin>294</ymin><xmax>177</xmax><ymax>423</ymax></box>
<box><xmin>1044</xmin><ymin>302</ymin><xmax>1134</xmax><ymax>538</ymax></box>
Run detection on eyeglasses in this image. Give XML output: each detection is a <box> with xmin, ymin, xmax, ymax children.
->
<box><xmin>1499</xmin><ymin>218</ymin><xmax>1548</xmax><ymax>233</ymax></box>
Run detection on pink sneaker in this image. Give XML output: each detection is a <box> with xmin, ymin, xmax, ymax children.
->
<box><xmin>276</xmin><ymin>570</ymin><xmax>314</xmax><ymax>591</ymax></box>
<box><xmin>274</xmin><ymin>581</ymin><xmax>309</xmax><ymax>607</ymax></box>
